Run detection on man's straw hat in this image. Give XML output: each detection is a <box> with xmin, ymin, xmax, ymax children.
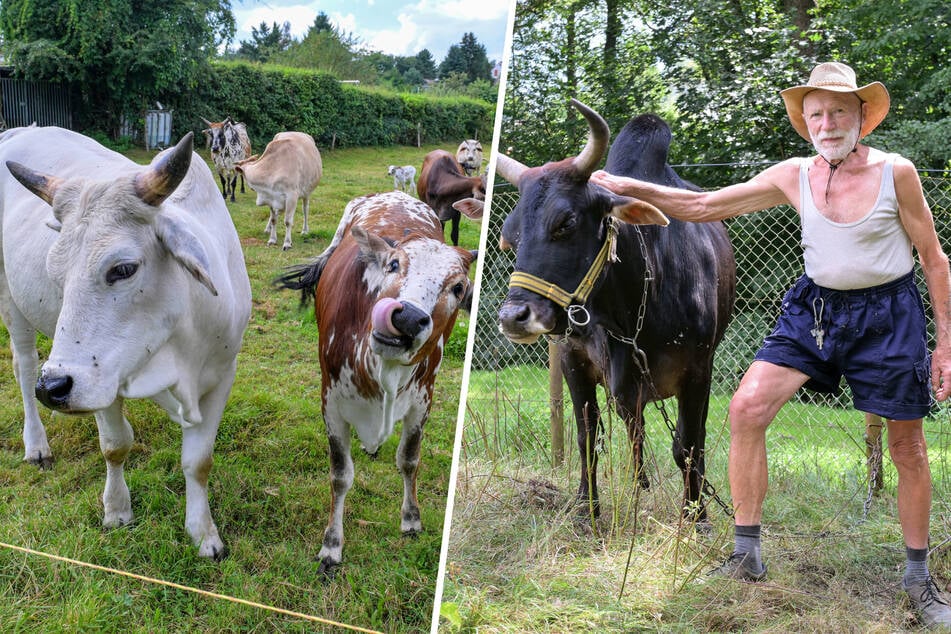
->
<box><xmin>780</xmin><ymin>62</ymin><xmax>890</xmax><ymax>142</ymax></box>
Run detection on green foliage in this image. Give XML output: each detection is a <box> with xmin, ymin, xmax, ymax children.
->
<box><xmin>165</xmin><ymin>61</ymin><xmax>493</xmax><ymax>149</ymax></box>
<box><xmin>439</xmin><ymin>33</ymin><xmax>492</xmax><ymax>83</ymax></box>
<box><xmin>232</xmin><ymin>20</ymin><xmax>292</xmax><ymax>63</ymax></box>
<box><xmin>0</xmin><ymin>0</ymin><xmax>235</xmax><ymax>135</ymax></box>
<box><xmin>503</xmin><ymin>0</ymin><xmax>951</xmax><ymax>179</ymax></box>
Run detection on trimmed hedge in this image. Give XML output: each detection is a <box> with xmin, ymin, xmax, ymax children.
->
<box><xmin>166</xmin><ymin>61</ymin><xmax>494</xmax><ymax>149</ymax></box>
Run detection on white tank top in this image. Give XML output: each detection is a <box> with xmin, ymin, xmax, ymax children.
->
<box><xmin>800</xmin><ymin>154</ymin><xmax>914</xmax><ymax>290</ymax></box>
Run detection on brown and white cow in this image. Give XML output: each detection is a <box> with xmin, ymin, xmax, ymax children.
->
<box><xmin>0</xmin><ymin>125</ymin><xmax>252</xmax><ymax>559</ymax></box>
<box><xmin>276</xmin><ymin>190</ymin><xmax>476</xmax><ymax>576</ymax></box>
<box><xmin>201</xmin><ymin>117</ymin><xmax>252</xmax><ymax>202</ymax></box>
<box><xmin>455</xmin><ymin>139</ymin><xmax>483</xmax><ymax>176</ymax></box>
<box><xmin>235</xmin><ymin>131</ymin><xmax>322</xmax><ymax>251</ymax></box>
<box><xmin>417</xmin><ymin>149</ymin><xmax>486</xmax><ymax>246</ymax></box>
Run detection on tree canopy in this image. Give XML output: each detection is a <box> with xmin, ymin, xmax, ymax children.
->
<box><xmin>0</xmin><ymin>0</ymin><xmax>235</xmax><ymax>133</ymax></box>
<box><xmin>503</xmin><ymin>0</ymin><xmax>951</xmax><ymax>177</ymax></box>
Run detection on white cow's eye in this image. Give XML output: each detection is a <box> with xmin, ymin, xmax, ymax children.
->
<box><xmin>106</xmin><ymin>262</ymin><xmax>139</xmax><ymax>285</ymax></box>
<box><xmin>386</xmin><ymin>259</ymin><xmax>399</xmax><ymax>273</ymax></box>
<box><xmin>452</xmin><ymin>282</ymin><xmax>466</xmax><ymax>298</ymax></box>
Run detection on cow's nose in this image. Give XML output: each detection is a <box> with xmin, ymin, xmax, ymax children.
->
<box><xmin>499</xmin><ymin>302</ymin><xmax>531</xmax><ymax>329</ymax></box>
<box><xmin>36</xmin><ymin>374</ymin><xmax>73</xmax><ymax>409</ymax></box>
<box><xmin>391</xmin><ymin>303</ymin><xmax>431</xmax><ymax>338</ymax></box>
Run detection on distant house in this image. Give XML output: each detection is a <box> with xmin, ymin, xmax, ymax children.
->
<box><xmin>0</xmin><ymin>66</ymin><xmax>72</xmax><ymax>130</ymax></box>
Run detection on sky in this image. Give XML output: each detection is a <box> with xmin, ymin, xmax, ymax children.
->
<box><xmin>230</xmin><ymin>0</ymin><xmax>513</xmax><ymax>65</ymax></box>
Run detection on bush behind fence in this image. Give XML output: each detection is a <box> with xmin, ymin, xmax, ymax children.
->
<box><xmin>470</xmin><ymin>168</ymin><xmax>951</xmax><ymax>487</ymax></box>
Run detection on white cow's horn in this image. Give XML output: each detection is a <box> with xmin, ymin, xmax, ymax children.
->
<box><xmin>570</xmin><ymin>98</ymin><xmax>610</xmax><ymax>178</ymax></box>
<box><xmin>134</xmin><ymin>132</ymin><xmax>194</xmax><ymax>206</ymax></box>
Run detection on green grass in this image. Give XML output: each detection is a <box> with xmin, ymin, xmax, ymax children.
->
<box><xmin>0</xmin><ymin>142</ymin><xmax>480</xmax><ymax>633</ymax></box>
<box><xmin>447</xmin><ymin>365</ymin><xmax>951</xmax><ymax>632</ymax></box>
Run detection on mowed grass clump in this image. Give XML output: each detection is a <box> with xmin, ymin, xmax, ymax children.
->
<box><xmin>445</xmin><ymin>376</ymin><xmax>951</xmax><ymax>632</ymax></box>
<box><xmin>0</xmin><ymin>141</ymin><xmax>481</xmax><ymax>633</ymax></box>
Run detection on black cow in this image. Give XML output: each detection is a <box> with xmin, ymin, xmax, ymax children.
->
<box><xmin>496</xmin><ymin>99</ymin><xmax>736</xmax><ymax>523</ymax></box>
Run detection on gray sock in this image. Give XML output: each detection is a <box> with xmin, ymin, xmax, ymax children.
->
<box><xmin>734</xmin><ymin>524</ymin><xmax>764</xmax><ymax>571</ymax></box>
<box><xmin>904</xmin><ymin>546</ymin><xmax>930</xmax><ymax>587</ymax></box>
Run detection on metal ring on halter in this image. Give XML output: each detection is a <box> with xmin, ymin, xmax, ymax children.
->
<box><xmin>567</xmin><ymin>304</ymin><xmax>590</xmax><ymax>326</ymax></box>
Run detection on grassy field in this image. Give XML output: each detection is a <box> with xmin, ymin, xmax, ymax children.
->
<box><xmin>444</xmin><ymin>366</ymin><xmax>951</xmax><ymax>632</ymax></box>
<box><xmin>0</xmin><ymin>141</ymin><xmax>481</xmax><ymax>633</ymax></box>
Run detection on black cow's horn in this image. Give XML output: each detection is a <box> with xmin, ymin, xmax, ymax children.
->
<box><xmin>570</xmin><ymin>98</ymin><xmax>610</xmax><ymax>178</ymax></box>
<box><xmin>134</xmin><ymin>132</ymin><xmax>194</xmax><ymax>206</ymax></box>
<box><xmin>495</xmin><ymin>154</ymin><xmax>528</xmax><ymax>186</ymax></box>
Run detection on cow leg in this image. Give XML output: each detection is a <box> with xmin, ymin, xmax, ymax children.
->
<box><xmin>449</xmin><ymin>211</ymin><xmax>461</xmax><ymax>246</ymax></box>
<box><xmin>94</xmin><ymin>400</ymin><xmax>134</xmax><ymax>528</ymax></box>
<box><xmin>282</xmin><ymin>195</ymin><xmax>299</xmax><ymax>250</ymax></box>
<box><xmin>397</xmin><ymin>411</ymin><xmax>426</xmax><ymax>535</ymax></box>
<box><xmin>561</xmin><ymin>345</ymin><xmax>603</xmax><ymax>518</ymax></box>
<box><xmin>239</xmin><ymin>172</ymin><xmax>245</xmax><ymax>194</ymax></box>
<box><xmin>613</xmin><ymin>388</ymin><xmax>651</xmax><ymax>491</ymax></box>
<box><xmin>180</xmin><ymin>375</ymin><xmax>230</xmax><ymax>561</ymax></box>
<box><xmin>266</xmin><ymin>206</ymin><xmax>279</xmax><ymax>246</ymax></box>
<box><xmin>227</xmin><ymin>174</ymin><xmax>237</xmax><ymax>202</ymax></box>
<box><xmin>673</xmin><ymin>378</ymin><xmax>712</xmax><ymax>524</ymax></box>
<box><xmin>300</xmin><ymin>195</ymin><xmax>310</xmax><ymax>236</ymax></box>
<box><xmin>318</xmin><ymin>427</ymin><xmax>354</xmax><ymax>577</ymax></box>
<box><xmin>0</xmin><ymin>290</ymin><xmax>52</xmax><ymax>467</ymax></box>
<box><xmin>218</xmin><ymin>172</ymin><xmax>228</xmax><ymax>198</ymax></box>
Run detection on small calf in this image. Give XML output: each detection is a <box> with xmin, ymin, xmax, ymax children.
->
<box><xmin>387</xmin><ymin>165</ymin><xmax>416</xmax><ymax>194</ymax></box>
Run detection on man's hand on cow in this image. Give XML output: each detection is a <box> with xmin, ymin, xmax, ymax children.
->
<box><xmin>591</xmin><ymin>170</ymin><xmax>633</xmax><ymax>195</ymax></box>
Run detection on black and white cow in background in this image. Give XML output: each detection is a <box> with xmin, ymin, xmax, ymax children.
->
<box><xmin>201</xmin><ymin>116</ymin><xmax>252</xmax><ymax>202</ymax></box>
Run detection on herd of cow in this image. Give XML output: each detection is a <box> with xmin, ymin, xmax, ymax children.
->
<box><xmin>0</xmin><ymin>117</ymin><xmax>484</xmax><ymax>575</ymax></box>
<box><xmin>0</xmin><ymin>102</ymin><xmax>732</xmax><ymax>578</ymax></box>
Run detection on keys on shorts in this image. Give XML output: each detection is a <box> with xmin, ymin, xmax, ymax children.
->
<box><xmin>811</xmin><ymin>297</ymin><xmax>825</xmax><ymax>351</ymax></box>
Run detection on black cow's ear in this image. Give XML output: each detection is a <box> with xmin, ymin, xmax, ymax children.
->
<box><xmin>609</xmin><ymin>194</ymin><xmax>669</xmax><ymax>226</ymax></box>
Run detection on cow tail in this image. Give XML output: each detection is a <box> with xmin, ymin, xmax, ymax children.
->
<box><xmin>273</xmin><ymin>253</ymin><xmax>331</xmax><ymax>308</ymax></box>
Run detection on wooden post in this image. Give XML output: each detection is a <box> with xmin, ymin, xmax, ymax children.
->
<box><xmin>549</xmin><ymin>341</ymin><xmax>564</xmax><ymax>467</ymax></box>
<box><xmin>865</xmin><ymin>413</ymin><xmax>884</xmax><ymax>491</ymax></box>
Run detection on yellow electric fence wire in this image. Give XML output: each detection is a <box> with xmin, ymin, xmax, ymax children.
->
<box><xmin>0</xmin><ymin>541</ymin><xmax>383</xmax><ymax>634</ymax></box>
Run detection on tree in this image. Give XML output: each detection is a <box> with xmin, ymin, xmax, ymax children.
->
<box><xmin>272</xmin><ymin>13</ymin><xmax>375</xmax><ymax>82</ymax></box>
<box><xmin>438</xmin><ymin>33</ymin><xmax>491</xmax><ymax>83</ymax></box>
<box><xmin>235</xmin><ymin>21</ymin><xmax>291</xmax><ymax>63</ymax></box>
<box><xmin>0</xmin><ymin>0</ymin><xmax>235</xmax><ymax>136</ymax></box>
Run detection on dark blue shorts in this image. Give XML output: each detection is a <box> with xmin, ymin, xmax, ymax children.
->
<box><xmin>754</xmin><ymin>272</ymin><xmax>932</xmax><ymax>420</ymax></box>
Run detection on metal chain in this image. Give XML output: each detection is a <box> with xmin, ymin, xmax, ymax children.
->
<box><xmin>609</xmin><ymin>227</ymin><xmax>734</xmax><ymax>518</ymax></box>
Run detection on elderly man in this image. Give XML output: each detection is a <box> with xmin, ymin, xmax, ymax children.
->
<box><xmin>591</xmin><ymin>62</ymin><xmax>951</xmax><ymax>627</ymax></box>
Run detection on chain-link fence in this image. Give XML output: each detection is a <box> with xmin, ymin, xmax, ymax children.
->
<box><xmin>467</xmin><ymin>168</ymin><xmax>951</xmax><ymax>492</ymax></box>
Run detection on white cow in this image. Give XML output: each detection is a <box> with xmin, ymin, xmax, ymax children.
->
<box><xmin>235</xmin><ymin>131</ymin><xmax>322</xmax><ymax>250</ymax></box>
<box><xmin>455</xmin><ymin>139</ymin><xmax>484</xmax><ymax>177</ymax></box>
<box><xmin>0</xmin><ymin>126</ymin><xmax>252</xmax><ymax>560</ymax></box>
<box><xmin>387</xmin><ymin>164</ymin><xmax>416</xmax><ymax>193</ymax></box>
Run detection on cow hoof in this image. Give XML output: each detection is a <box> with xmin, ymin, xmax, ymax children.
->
<box><xmin>361</xmin><ymin>446</ymin><xmax>380</xmax><ymax>459</ymax></box>
<box><xmin>102</xmin><ymin>510</ymin><xmax>134</xmax><ymax>528</ymax></box>
<box><xmin>637</xmin><ymin>473</ymin><xmax>651</xmax><ymax>490</ymax></box>
<box><xmin>282</xmin><ymin>244</ymin><xmax>292</xmax><ymax>251</ymax></box>
<box><xmin>25</xmin><ymin>451</ymin><xmax>54</xmax><ymax>470</ymax></box>
<box><xmin>401</xmin><ymin>528</ymin><xmax>421</xmax><ymax>539</ymax></box>
<box><xmin>206</xmin><ymin>544</ymin><xmax>229</xmax><ymax>562</ymax></box>
<box><xmin>317</xmin><ymin>557</ymin><xmax>340</xmax><ymax>581</ymax></box>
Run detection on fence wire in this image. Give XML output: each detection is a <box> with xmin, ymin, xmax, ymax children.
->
<box><xmin>468</xmin><ymin>170</ymin><xmax>951</xmax><ymax>495</ymax></box>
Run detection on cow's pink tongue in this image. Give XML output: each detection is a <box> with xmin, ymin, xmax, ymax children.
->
<box><xmin>371</xmin><ymin>298</ymin><xmax>403</xmax><ymax>336</ymax></box>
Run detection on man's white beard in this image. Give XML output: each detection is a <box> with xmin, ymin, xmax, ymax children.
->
<box><xmin>810</xmin><ymin>124</ymin><xmax>860</xmax><ymax>163</ymax></box>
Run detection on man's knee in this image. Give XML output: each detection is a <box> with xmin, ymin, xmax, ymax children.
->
<box><xmin>729</xmin><ymin>392</ymin><xmax>772</xmax><ymax>434</ymax></box>
<box><xmin>888</xmin><ymin>430</ymin><xmax>929</xmax><ymax>470</ymax></box>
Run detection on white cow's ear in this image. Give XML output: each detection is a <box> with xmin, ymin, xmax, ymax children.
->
<box><xmin>154</xmin><ymin>214</ymin><xmax>218</xmax><ymax>296</ymax></box>
<box><xmin>6</xmin><ymin>161</ymin><xmax>63</xmax><ymax>206</ymax></box>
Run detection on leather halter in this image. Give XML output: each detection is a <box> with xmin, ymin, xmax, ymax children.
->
<box><xmin>508</xmin><ymin>217</ymin><xmax>620</xmax><ymax>309</ymax></box>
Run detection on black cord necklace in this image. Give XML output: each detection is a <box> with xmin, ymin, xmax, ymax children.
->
<box><xmin>819</xmin><ymin>147</ymin><xmax>858</xmax><ymax>204</ymax></box>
